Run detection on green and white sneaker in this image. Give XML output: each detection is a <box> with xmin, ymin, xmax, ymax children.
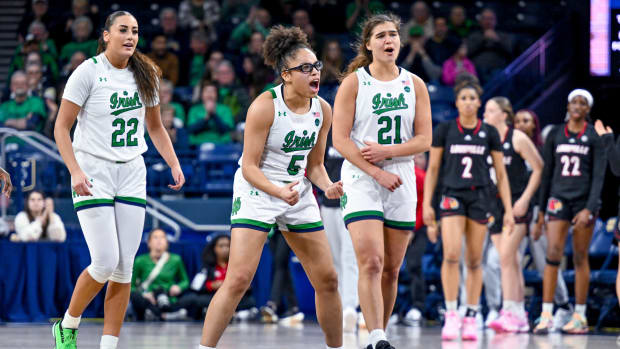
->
<box><xmin>52</xmin><ymin>320</ymin><xmax>78</xmax><ymax>348</ymax></box>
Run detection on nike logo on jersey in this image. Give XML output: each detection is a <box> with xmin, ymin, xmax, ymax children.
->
<box><xmin>372</xmin><ymin>92</ymin><xmax>408</xmax><ymax>115</ymax></box>
<box><xmin>281</xmin><ymin>130</ymin><xmax>316</xmax><ymax>153</ymax></box>
<box><xmin>110</xmin><ymin>91</ymin><xmax>143</xmax><ymax>116</ymax></box>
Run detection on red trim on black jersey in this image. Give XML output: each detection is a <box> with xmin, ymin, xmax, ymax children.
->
<box><xmin>564</xmin><ymin>122</ymin><xmax>587</xmax><ymax>139</ymax></box>
<box><xmin>502</xmin><ymin>127</ymin><xmax>510</xmax><ymax>143</ymax></box>
<box><xmin>456</xmin><ymin>118</ymin><xmax>482</xmax><ymax>135</ymax></box>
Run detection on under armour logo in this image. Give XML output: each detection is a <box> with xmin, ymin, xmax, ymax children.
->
<box><xmin>99</xmin><ymin>77</ymin><xmax>108</xmax><ymax>82</ymax></box>
<box><xmin>278</xmin><ymin>111</ymin><xmax>287</xmax><ymax>116</ymax></box>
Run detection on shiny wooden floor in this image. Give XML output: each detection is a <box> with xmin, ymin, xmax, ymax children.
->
<box><xmin>0</xmin><ymin>322</ymin><xmax>618</xmax><ymax>348</ymax></box>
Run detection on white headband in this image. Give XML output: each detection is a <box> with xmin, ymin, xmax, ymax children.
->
<box><xmin>567</xmin><ymin>89</ymin><xmax>593</xmax><ymax>107</ymax></box>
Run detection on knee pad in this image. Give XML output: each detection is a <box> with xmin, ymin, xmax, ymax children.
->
<box><xmin>87</xmin><ymin>262</ymin><xmax>117</xmax><ymax>283</ymax></box>
<box><xmin>546</xmin><ymin>257</ymin><xmax>561</xmax><ymax>267</ymax></box>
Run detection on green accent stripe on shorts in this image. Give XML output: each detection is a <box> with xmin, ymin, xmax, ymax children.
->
<box><xmin>343</xmin><ymin>210</ymin><xmax>384</xmax><ymax>222</ymax></box>
<box><xmin>286</xmin><ymin>221</ymin><xmax>323</xmax><ymax>230</ymax></box>
<box><xmin>74</xmin><ymin>198</ymin><xmax>114</xmax><ymax>210</ymax></box>
<box><xmin>384</xmin><ymin>219</ymin><xmax>416</xmax><ymax>227</ymax></box>
<box><xmin>114</xmin><ymin>196</ymin><xmax>147</xmax><ymax>205</ymax></box>
<box><xmin>230</xmin><ymin>218</ymin><xmax>276</xmax><ymax>230</ymax></box>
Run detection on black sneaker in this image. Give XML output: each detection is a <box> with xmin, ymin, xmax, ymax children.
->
<box><xmin>375</xmin><ymin>340</ymin><xmax>395</xmax><ymax>349</ymax></box>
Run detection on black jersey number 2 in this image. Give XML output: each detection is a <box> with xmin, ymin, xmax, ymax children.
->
<box><xmin>378</xmin><ymin>115</ymin><xmax>402</xmax><ymax>144</ymax></box>
<box><xmin>112</xmin><ymin>118</ymin><xmax>139</xmax><ymax>147</ymax></box>
<box><xmin>461</xmin><ymin>156</ymin><xmax>473</xmax><ymax>178</ymax></box>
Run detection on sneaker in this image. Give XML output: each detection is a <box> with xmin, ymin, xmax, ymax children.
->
<box><xmin>484</xmin><ymin>308</ymin><xmax>499</xmax><ymax>328</ymax></box>
<box><xmin>488</xmin><ymin>310</ymin><xmax>509</xmax><ymax>333</ymax></box>
<box><xmin>515</xmin><ymin>311</ymin><xmax>530</xmax><ymax>333</ymax></box>
<box><xmin>403</xmin><ymin>308</ymin><xmax>422</xmax><ymax>327</ymax></box>
<box><xmin>343</xmin><ymin>307</ymin><xmax>357</xmax><ymax>333</ymax></box>
<box><xmin>441</xmin><ymin>310</ymin><xmax>460</xmax><ymax>341</ymax></box>
<box><xmin>260</xmin><ymin>303</ymin><xmax>278</xmax><ymax>324</ymax></box>
<box><xmin>278</xmin><ymin>307</ymin><xmax>304</xmax><ymax>326</ymax></box>
<box><xmin>461</xmin><ymin>316</ymin><xmax>478</xmax><ymax>341</ymax></box>
<box><xmin>475</xmin><ymin>312</ymin><xmax>484</xmax><ymax>330</ymax></box>
<box><xmin>561</xmin><ymin>313</ymin><xmax>588</xmax><ymax>334</ymax></box>
<box><xmin>52</xmin><ymin>320</ymin><xmax>78</xmax><ymax>349</ymax></box>
<box><xmin>162</xmin><ymin>308</ymin><xmax>188</xmax><ymax>321</ymax></box>
<box><xmin>375</xmin><ymin>340</ymin><xmax>395</xmax><ymax>349</ymax></box>
<box><xmin>533</xmin><ymin>311</ymin><xmax>553</xmax><ymax>334</ymax></box>
<box><xmin>498</xmin><ymin>311</ymin><xmax>530</xmax><ymax>333</ymax></box>
<box><xmin>553</xmin><ymin>306</ymin><xmax>573</xmax><ymax>330</ymax></box>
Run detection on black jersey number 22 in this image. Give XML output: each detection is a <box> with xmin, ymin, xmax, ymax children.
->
<box><xmin>378</xmin><ymin>115</ymin><xmax>402</xmax><ymax>144</ymax></box>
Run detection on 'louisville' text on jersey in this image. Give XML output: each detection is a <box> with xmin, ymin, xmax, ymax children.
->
<box><xmin>281</xmin><ymin>130</ymin><xmax>316</xmax><ymax>153</ymax></box>
<box><xmin>110</xmin><ymin>91</ymin><xmax>143</xmax><ymax>116</ymax></box>
<box><xmin>372</xmin><ymin>92</ymin><xmax>408</xmax><ymax>115</ymax></box>
<box><xmin>449</xmin><ymin>144</ymin><xmax>486</xmax><ymax>155</ymax></box>
<box><xmin>556</xmin><ymin>144</ymin><xmax>589</xmax><ymax>155</ymax></box>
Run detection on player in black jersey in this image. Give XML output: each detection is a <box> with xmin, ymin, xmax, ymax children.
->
<box><xmin>482</xmin><ymin>97</ymin><xmax>543</xmax><ymax>333</ymax></box>
<box><xmin>594</xmin><ymin>119</ymin><xmax>620</xmax><ymax>312</ymax></box>
<box><xmin>423</xmin><ymin>80</ymin><xmax>514</xmax><ymax>341</ymax></box>
<box><xmin>533</xmin><ymin>89</ymin><xmax>607</xmax><ymax>335</ymax></box>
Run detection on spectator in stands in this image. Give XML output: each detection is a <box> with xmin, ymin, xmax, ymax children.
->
<box><xmin>0</xmin><ymin>71</ymin><xmax>47</xmax><ymax>132</ymax></box>
<box><xmin>402</xmin><ymin>152</ymin><xmax>429</xmax><ymax>326</ymax></box>
<box><xmin>147</xmin><ymin>34</ymin><xmax>180</xmax><ymax>85</ymax></box>
<box><xmin>9</xmin><ymin>40</ymin><xmax>59</xmax><ymax>84</ymax></box>
<box><xmin>181</xmin><ymin>234</ymin><xmax>258</xmax><ymax>320</ymax></box>
<box><xmin>302</xmin><ymin>23</ymin><xmax>325</xmax><ymax>58</ymax></box>
<box><xmin>161</xmin><ymin>105</ymin><xmax>190</xmax><ymax>152</ymax></box>
<box><xmin>320</xmin><ymin>40</ymin><xmax>344</xmax><ymax>86</ymax></box>
<box><xmin>425</xmin><ymin>17</ymin><xmax>460</xmax><ymax>68</ymax></box>
<box><xmin>260</xmin><ymin>230</ymin><xmax>305</xmax><ymax>325</ymax></box>
<box><xmin>0</xmin><ymin>167</ymin><xmax>12</xmax><ymax>198</ymax></box>
<box><xmin>448</xmin><ymin>5</ymin><xmax>475</xmax><ymax>39</ymax></box>
<box><xmin>345</xmin><ymin>0</ymin><xmax>385</xmax><ymax>34</ymax></box>
<box><xmin>201</xmin><ymin>50</ymin><xmax>224</xmax><ymax>86</ymax></box>
<box><xmin>398</xmin><ymin>26</ymin><xmax>441</xmax><ymax>83</ymax></box>
<box><xmin>402</xmin><ymin>1</ymin><xmax>434</xmax><ymax>40</ymax></box>
<box><xmin>26</xmin><ymin>62</ymin><xmax>54</xmax><ymax>99</ymax></box>
<box><xmin>53</xmin><ymin>0</ymin><xmax>99</xmax><ymax>47</ymax></box>
<box><xmin>240</xmin><ymin>55</ymin><xmax>274</xmax><ymax>101</ymax></box>
<box><xmin>178</xmin><ymin>0</ymin><xmax>220</xmax><ymax>38</ymax></box>
<box><xmin>441</xmin><ymin>42</ymin><xmax>477</xmax><ymax>86</ymax></box>
<box><xmin>60</xmin><ymin>51</ymin><xmax>86</xmax><ymax>79</ymax></box>
<box><xmin>160</xmin><ymin>80</ymin><xmax>186</xmax><ymax>125</ymax></box>
<box><xmin>244</xmin><ymin>31</ymin><xmax>265</xmax><ymax>56</ymax></box>
<box><xmin>213</xmin><ymin>60</ymin><xmax>250</xmax><ymax>123</ymax></box>
<box><xmin>157</xmin><ymin>7</ymin><xmax>190</xmax><ymax>58</ymax></box>
<box><xmin>292</xmin><ymin>8</ymin><xmax>310</xmax><ymax>29</ymax></box>
<box><xmin>188</xmin><ymin>30</ymin><xmax>211</xmax><ymax>87</ymax></box>
<box><xmin>187</xmin><ymin>80</ymin><xmax>235</xmax><ymax>145</ymax></box>
<box><xmin>130</xmin><ymin>229</ymin><xmax>190</xmax><ymax>321</ymax></box>
<box><xmin>18</xmin><ymin>0</ymin><xmax>53</xmax><ymax>43</ymax></box>
<box><xmin>309</xmin><ymin>0</ymin><xmax>346</xmax><ymax>34</ymax></box>
<box><xmin>11</xmin><ymin>190</ymin><xmax>66</xmax><ymax>242</ymax></box>
<box><xmin>229</xmin><ymin>7</ymin><xmax>270</xmax><ymax>53</ymax></box>
<box><xmin>25</xmin><ymin>20</ymin><xmax>58</xmax><ymax>59</ymax></box>
<box><xmin>467</xmin><ymin>8</ymin><xmax>513</xmax><ymax>84</ymax></box>
<box><xmin>59</xmin><ymin>16</ymin><xmax>97</xmax><ymax>64</ymax></box>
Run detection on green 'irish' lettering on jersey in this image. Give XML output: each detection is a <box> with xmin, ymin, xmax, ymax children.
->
<box><xmin>372</xmin><ymin>92</ymin><xmax>408</xmax><ymax>115</ymax></box>
<box><xmin>110</xmin><ymin>91</ymin><xmax>143</xmax><ymax>116</ymax></box>
<box><xmin>281</xmin><ymin>130</ymin><xmax>316</xmax><ymax>153</ymax></box>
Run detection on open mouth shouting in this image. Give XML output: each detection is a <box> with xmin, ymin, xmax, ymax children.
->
<box><xmin>309</xmin><ymin>78</ymin><xmax>320</xmax><ymax>93</ymax></box>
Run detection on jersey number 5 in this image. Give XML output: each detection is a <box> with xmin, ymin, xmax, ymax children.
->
<box><xmin>112</xmin><ymin>118</ymin><xmax>139</xmax><ymax>147</ymax></box>
<box><xmin>287</xmin><ymin>155</ymin><xmax>305</xmax><ymax>175</ymax></box>
<box><xmin>378</xmin><ymin>115</ymin><xmax>402</xmax><ymax>144</ymax></box>
<box><xmin>560</xmin><ymin>155</ymin><xmax>581</xmax><ymax>176</ymax></box>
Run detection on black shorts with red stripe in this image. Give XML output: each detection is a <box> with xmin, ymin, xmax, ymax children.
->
<box><xmin>488</xmin><ymin>194</ymin><xmax>533</xmax><ymax>234</ymax></box>
<box><xmin>545</xmin><ymin>195</ymin><xmax>597</xmax><ymax>225</ymax></box>
<box><xmin>439</xmin><ymin>186</ymin><xmax>492</xmax><ymax>224</ymax></box>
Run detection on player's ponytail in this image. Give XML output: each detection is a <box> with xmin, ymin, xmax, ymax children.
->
<box><xmin>97</xmin><ymin>11</ymin><xmax>161</xmax><ymax>107</ymax></box>
<box><xmin>342</xmin><ymin>13</ymin><xmax>402</xmax><ymax>80</ymax></box>
<box><xmin>489</xmin><ymin>96</ymin><xmax>514</xmax><ymax>125</ymax></box>
<box><xmin>263</xmin><ymin>25</ymin><xmax>312</xmax><ymax>76</ymax></box>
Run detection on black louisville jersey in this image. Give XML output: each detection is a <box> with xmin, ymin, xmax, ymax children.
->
<box><xmin>432</xmin><ymin>118</ymin><xmax>502</xmax><ymax>189</ymax></box>
<box><xmin>502</xmin><ymin>128</ymin><xmax>529</xmax><ymax>198</ymax></box>
<box><xmin>539</xmin><ymin>123</ymin><xmax>606</xmax><ymax>211</ymax></box>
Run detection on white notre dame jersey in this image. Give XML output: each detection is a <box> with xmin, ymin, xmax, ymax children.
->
<box><xmin>62</xmin><ymin>53</ymin><xmax>159</xmax><ymax>162</ymax></box>
<box><xmin>238</xmin><ymin>84</ymin><xmax>323</xmax><ymax>182</ymax></box>
<box><xmin>353</xmin><ymin>66</ymin><xmax>416</xmax><ymax>163</ymax></box>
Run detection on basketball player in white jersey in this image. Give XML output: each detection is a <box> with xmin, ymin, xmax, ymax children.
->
<box><xmin>198</xmin><ymin>25</ymin><xmax>344</xmax><ymax>349</ymax></box>
<box><xmin>332</xmin><ymin>13</ymin><xmax>432</xmax><ymax>349</ymax></box>
<box><xmin>53</xmin><ymin>11</ymin><xmax>184</xmax><ymax>349</ymax></box>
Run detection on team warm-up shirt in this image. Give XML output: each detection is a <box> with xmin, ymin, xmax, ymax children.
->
<box><xmin>238</xmin><ymin>84</ymin><xmax>323</xmax><ymax>182</ymax></box>
<box><xmin>62</xmin><ymin>53</ymin><xmax>159</xmax><ymax>162</ymax></box>
<box><xmin>539</xmin><ymin>123</ymin><xmax>606</xmax><ymax>213</ymax></box>
<box><xmin>432</xmin><ymin>118</ymin><xmax>502</xmax><ymax>189</ymax></box>
<box><xmin>351</xmin><ymin>66</ymin><xmax>416</xmax><ymax>164</ymax></box>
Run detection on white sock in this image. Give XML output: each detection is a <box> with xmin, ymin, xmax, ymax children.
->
<box><xmin>516</xmin><ymin>301</ymin><xmax>525</xmax><ymax>316</ymax></box>
<box><xmin>445</xmin><ymin>300</ymin><xmax>457</xmax><ymax>312</ymax></box>
<box><xmin>368</xmin><ymin>329</ymin><xmax>387</xmax><ymax>347</ymax></box>
<box><xmin>61</xmin><ymin>311</ymin><xmax>81</xmax><ymax>329</ymax></box>
<box><xmin>542</xmin><ymin>302</ymin><xmax>553</xmax><ymax>315</ymax></box>
<box><xmin>198</xmin><ymin>346</ymin><xmax>215</xmax><ymax>349</ymax></box>
<box><xmin>100</xmin><ymin>335</ymin><xmax>118</xmax><ymax>349</ymax></box>
<box><xmin>575</xmin><ymin>304</ymin><xmax>586</xmax><ymax>317</ymax></box>
<box><xmin>326</xmin><ymin>346</ymin><xmax>343</xmax><ymax>349</ymax></box>
<box><xmin>503</xmin><ymin>300</ymin><xmax>516</xmax><ymax>312</ymax></box>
